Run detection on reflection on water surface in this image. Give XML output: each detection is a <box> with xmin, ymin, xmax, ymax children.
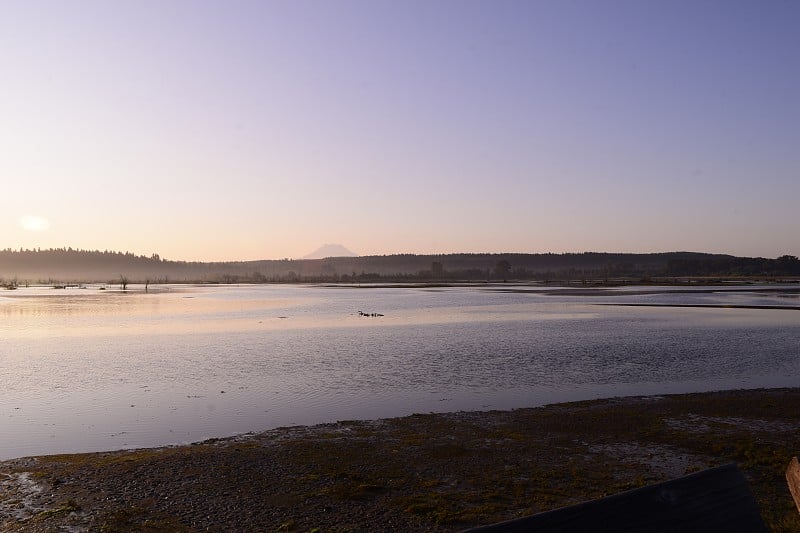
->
<box><xmin>1</xmin><ymin>283</ymin><xmax>798</xmax><ymax>460</ymax></box>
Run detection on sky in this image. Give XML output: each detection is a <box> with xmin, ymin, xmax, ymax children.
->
<box><xmin>1</xmin><ymin>0</ymin><xmax>798</xmax><ymax>261</ymax></box>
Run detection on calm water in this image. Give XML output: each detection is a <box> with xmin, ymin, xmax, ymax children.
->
<box><xmin>1</xmin><ymin>283</ymin><xmax>799</xmax><ymax>460</ymax></box>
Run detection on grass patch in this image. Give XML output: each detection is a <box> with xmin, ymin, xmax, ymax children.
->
<box><xmin>35</xmin><ymin>499</ymin><xmax>81</xmax><ymax>519</ymax></box>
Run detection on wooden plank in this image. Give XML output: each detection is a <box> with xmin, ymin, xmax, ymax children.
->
<box><xmin>788</xmin><ymin>456</ymin><xmax>800</xmax><ymax>514</ymax></box>
<box><xmin>465</xmin><ymin>464</ymin><xmax>766</xmax><ymax>533</ymax></box>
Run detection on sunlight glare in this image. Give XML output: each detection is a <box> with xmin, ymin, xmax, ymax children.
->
<box><xmin>20</xmin><ymin>215</ymin><xmax>51</xmax><ymax>232</ymax></box>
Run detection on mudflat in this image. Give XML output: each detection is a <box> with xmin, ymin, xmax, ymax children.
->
<box><xmin>2</xmin><ymin>388</ymin><xmax>799</xmax><ymax>532</ymax></box>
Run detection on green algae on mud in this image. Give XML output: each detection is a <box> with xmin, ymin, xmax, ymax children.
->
<box><xmin>2</xmin><ymin>388</ymin><xmax>800</xmax><ymax>532</ymax></box>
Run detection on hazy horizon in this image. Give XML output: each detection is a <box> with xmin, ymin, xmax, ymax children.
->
<box><xmin>2</xmin><ymin>1</ymin><xmax>797</xmax><ymax>262</ymax></box>
<box><xmin>2</xmin><ymin>244</ymin><xmax>797</xmax><ymax>266</ymax></box>
<box><xmin>8</xmin><ymin>244</ymin><xmax>800</xmax><ymax>264</ymax></box>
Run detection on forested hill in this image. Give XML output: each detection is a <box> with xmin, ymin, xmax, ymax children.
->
<box><xmin>0</xmin><ymin>248</ymin><xmax>798</xmax><ymax>284</ymax></box>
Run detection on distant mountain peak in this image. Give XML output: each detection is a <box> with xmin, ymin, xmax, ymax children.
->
<box><xmin>303</xmin><ymin>244</ymin><xmax>358</xmax><ymax>260</ymax></box>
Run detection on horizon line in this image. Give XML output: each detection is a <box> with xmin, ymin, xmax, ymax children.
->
<box><xmin>2</xmin><ymin>247</ymin><xmax>796</xmax><ymax>264</ymax></box>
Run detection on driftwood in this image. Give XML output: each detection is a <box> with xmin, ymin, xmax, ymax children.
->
<box><xmin>465</xmin><ymin>463</ymin><xmax>766</xmax><ymax>533</ymax></box>
<box><xmin>788</xmin><ymin>456</ymin><xmax>800</xmax><ymax>514</ymax></box>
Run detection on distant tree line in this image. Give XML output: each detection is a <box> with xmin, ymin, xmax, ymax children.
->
<box><xmin>665</xmin><ymin>255</ymin><xmax>800</xmax><ymax>277</ymax></box>
<box><xmin>0</xmin><ymin>248</ymin><xmax>798</xmax><ymax>285</ymax></box>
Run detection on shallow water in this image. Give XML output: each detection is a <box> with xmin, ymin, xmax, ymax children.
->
<box><xmin>1</xmin><ymin>283</ymin><xmax>799</xmax><ymax>460</ymax></box>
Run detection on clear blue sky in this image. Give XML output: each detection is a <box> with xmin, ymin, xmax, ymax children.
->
<box><xmin>1</xmin><ymin>0</ymin><xmax>797</xmax><ymax>260</ymax></box>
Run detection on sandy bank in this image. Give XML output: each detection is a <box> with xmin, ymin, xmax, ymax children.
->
<box><xmin>2</xmin><ymin>388</ymin><xmax>799</xmax><ymax>532</ymax></box>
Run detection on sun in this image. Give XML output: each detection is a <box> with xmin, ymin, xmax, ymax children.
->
<box><xmin>20</xmin><ymin>215</ymin><xmax>51</xmax><ymax>232</ymax></box>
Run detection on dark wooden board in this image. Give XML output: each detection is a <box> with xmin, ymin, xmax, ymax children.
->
<box><xmin>465</xmin><ymin>464</ymin><xmax>766</xmax><ymax>532</ymax></box>
<box><xmin>788</xmin><ymin>456</ymin><xmax>800</xmax><ymax>514</ymax></box>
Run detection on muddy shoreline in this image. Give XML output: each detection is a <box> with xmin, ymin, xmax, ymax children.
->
<box><xmin>2</xmin><ymin>388</ymin><xmax>799</xmax><ymax>532</ymax></box>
